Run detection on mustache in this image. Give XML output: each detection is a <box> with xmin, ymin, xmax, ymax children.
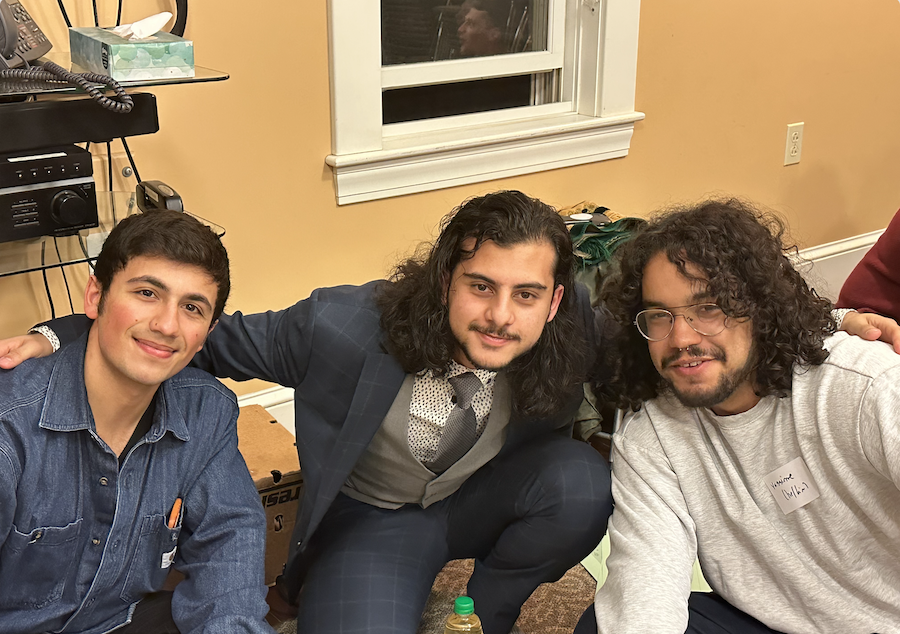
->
<box><xmin>469</xmin><ymin>324</ymin><xmax>520</xmax><ymax>341</ymax></box>
<box><xmin>662</xmin><ymin>345</ymin><xmax>725</xmax><ymax>368</ymax></box>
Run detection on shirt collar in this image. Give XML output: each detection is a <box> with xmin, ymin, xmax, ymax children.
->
<box><xmin>446</xmin><ymin>359</ymin><xmax>497</xmax><ymax>388</ymax></box>
<box><xmin>39</xmin><ymin>333</ymin><xmax>190</xmax><ymax>443</ymax></box>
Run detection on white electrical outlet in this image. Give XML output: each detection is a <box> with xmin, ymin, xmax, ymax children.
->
<box><xmin>784</xmin><ymin>122</ymin><xmax>804</xmax><ymax>166</ymax></box>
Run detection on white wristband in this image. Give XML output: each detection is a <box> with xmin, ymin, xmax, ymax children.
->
<box><xmin>28</xmin><ymin>325</ymin><xmax>61</xmax><ymax>353</ymax></box>
<box><xmin>832</xmin><ymin>308</ymin><xmax>857</xmax><ymax>331</ymax></box>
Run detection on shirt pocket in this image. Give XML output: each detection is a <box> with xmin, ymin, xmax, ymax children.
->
<box><xmin>120</xmin><ymin>514</ymin><xmax>182</xmax><ymax>604</ymax></box>
<box><xmin>0</xmin><ymin>519</ymin><xmax>82</xmax><ymax>609</ymax></box>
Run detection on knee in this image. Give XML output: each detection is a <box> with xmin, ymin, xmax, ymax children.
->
<box><xmin>538</xmin><ymin>437</ymin><xmax>611</xmax><ymax>498</ymax></box>
<box><xmin>528</xmin><ymin>438</ymin><xmax>613</xmax><ymax>532</ymax></box>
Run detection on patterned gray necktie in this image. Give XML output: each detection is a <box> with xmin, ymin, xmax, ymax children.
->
<box><xmin>426</xmin><ymin>372</ymin><xmax>483</xmax><ymax>473</ymax></box>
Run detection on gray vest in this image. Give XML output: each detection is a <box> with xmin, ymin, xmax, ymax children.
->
<box><xmin>341</xmin><ymin>373</ymin><xmax>511</xmax><ymax>509</ymax></box>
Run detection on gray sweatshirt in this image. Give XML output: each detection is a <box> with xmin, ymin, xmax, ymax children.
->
<box><xmin>594</xmin><ymin>333</ymin><xmax>900</xmax><ymax>633</ymax></box>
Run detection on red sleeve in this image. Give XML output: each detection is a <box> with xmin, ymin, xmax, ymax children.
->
<box><xmin>837</xmin><ymin>209</ymin><xmax>900</xmax><ymax>321</ymax></box>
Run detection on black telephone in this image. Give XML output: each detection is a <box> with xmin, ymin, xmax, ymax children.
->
<box><xmin>0</xmin><ymin>0</ymin><xmax>52</xmax><ymax>70</ymax></box>
<box><xmin>0</xmin><ymin>0</ymin><xmax>132</xmax><ymax>112</ymax></box>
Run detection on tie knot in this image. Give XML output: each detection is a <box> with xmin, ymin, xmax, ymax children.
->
<box><xmin>449</xmin><ymin>372</ymin><xmax>481</xmax><ymax>409</ymax></box>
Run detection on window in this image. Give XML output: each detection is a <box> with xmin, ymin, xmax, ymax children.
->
<box><xmin>326</xmin><ymin>0</ymin><xmax>643</xmax><ymax>205</ymax></box>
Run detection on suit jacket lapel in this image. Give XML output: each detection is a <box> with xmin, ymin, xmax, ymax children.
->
<box><xmin>304</xmin><ymin>350</ymin><xmax>406</xmax><ymax>540</ymax></box>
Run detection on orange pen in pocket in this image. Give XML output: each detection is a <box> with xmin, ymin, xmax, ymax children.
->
<box><xmin>167</xmin><ymin>498</ymin><xmax>183</xmax><ymax>529</ymax></box>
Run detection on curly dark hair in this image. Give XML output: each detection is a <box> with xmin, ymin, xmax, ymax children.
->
<box><xmin>598</xmin><ymin>198</ymin><xmax>835</xmax><ymax>411</ymax></box>
<box><xmin>376</xmin><ymin>190</ymin><xmax>587</xmax><ymax>418</ymax></box>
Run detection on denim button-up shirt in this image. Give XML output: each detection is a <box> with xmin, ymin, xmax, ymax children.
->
<box><xmin>0</xmin><ymin>336</ymin><xmax>273</xmax><ymax>634</ymax></box>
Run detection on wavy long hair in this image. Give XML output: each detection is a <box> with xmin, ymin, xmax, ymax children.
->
<box><xmin>376</xmin><ymin>190</ymin><xmax>587</xmax><ymax>418</ymax></box>
<box><xmin>598</xmin><ymin>198</ymin><xmax>835</xmax><ymax>411</ymax></box>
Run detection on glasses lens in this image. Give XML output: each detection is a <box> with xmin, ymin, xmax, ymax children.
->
<box><xmin>686</xmin><ymin>304</ymin><xmax>727</xmax><ymax>336</ymax></box>
<box><xmin>636</xmin><ymin>309</ymin><xmax>673</xmax><ymax>341</ymax></box>
<box><xmin>635</xmin><ymin>304</ymin><xmax>727</xmax><ymax>340</ymax></box>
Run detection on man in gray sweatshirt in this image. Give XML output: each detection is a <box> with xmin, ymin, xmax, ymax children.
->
<box><xmin>576</xmin><ymin>198</ymin><xmax>900</xmax><ymax>634</ymax></box>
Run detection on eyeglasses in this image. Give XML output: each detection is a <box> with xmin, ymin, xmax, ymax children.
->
<box><xmin>634</xmin><ymin>303</ymin><xmax>728</xmax><ymax>341</ymax></box>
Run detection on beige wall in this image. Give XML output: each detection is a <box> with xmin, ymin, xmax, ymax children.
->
<box><xmin>3</xmin><ymin>0</ymin><xmax>900</xmax><ymax>394</ymax></box>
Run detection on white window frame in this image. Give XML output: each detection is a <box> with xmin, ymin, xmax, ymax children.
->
<box><xmin>325</xmin><ymin>0</ymin><xmax>643</xmax><ymax>205</ymax></box>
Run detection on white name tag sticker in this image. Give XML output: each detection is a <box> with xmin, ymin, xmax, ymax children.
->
<box><xmin>764</xmin><ymin>456</ymin><xmax>821</xmax><ymax>515</ymax></box>
<box><xmin>161</xmin><ymin>546</ymin><xmax>177</xmax><ymax>569</ymax></box>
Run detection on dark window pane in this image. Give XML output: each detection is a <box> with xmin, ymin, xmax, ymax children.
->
<box><xmin>383</xmin><ymin>74</ymin><xmax>533</xmax><ymax>124</ymax></box>
<box><xmin>382</xmin><ymin>0</ymin><xmax>548</xmax><ymax>65</ymax></box>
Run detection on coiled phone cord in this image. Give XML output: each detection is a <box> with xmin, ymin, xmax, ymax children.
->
<box><xmin>0</xmin><ymin>60</ymin><xmax>134</xmax><ymax>113</ymax></box>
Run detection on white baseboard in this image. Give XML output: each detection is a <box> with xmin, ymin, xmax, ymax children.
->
<box><xmin>794</xmin><ymin>229</ymin><xmax>883</xmax><ymax>302</ymax></box>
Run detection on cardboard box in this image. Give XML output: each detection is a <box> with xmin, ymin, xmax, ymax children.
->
<box><xmin>237</xmin><ymin>404</ymin><xmax>302</xmax><ymax>586</ymax></box>
<box><xmin>69</xmin><ymin>27</ymin><xmax>195</xmax><ymax>81</ymax></box>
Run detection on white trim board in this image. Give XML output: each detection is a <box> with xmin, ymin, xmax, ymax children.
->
<box><xmin>793</xmin><ymin>229</ymin><xmax>883</xmax><ymax>302</ymax></box>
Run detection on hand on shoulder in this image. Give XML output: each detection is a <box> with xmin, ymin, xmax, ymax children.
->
<box><xmin>839</xmin><ymin>310</ymin><xmax>900</xmax><ymax>354</ymax></box>
<box><xmin>0</xmin><ymin>333</ymin><xmax>55</xmax><ymax>370</ymax></box>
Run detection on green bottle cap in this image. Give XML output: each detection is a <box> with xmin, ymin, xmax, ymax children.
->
<box><xmin>454</xmin><ymin>596</ymin><xmax>475</xmax><ymax>615</ymax></box>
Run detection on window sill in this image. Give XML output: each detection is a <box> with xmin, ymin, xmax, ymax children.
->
<box><xmin>325</xmin><ymin>110</ymin><xmax>645</xmax><ymax>205</ymax></box>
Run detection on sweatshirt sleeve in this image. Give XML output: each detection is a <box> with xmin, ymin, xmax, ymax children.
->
<box><xmin>858</xmin><ymin>364</ymin><xmax>900</xmax><ymax>490</ymax></box>
<box><xmin>594</xmin><ymin>411</ymin><xmax>697</xmax><ymax>634</ymax></box>
<box><xmin>837</xmin><ymin>208</ymin><xmax>900</xmax><ymax>320</ymax></box>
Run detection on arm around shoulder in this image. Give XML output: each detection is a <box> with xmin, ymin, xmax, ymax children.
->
<box><xmin>0</xmin><ymin>314</ymin><xmax>94</xmax><ymax>370</ymax></box>
<box><xmin>190</xmin><ymin>295</ymin><xmax>320</xmax><ymax>387</ymax></box>
<box><xmin>0</xmin><ymin>334</ymin><xmax>54</xmax><ymax>370</ymax></box>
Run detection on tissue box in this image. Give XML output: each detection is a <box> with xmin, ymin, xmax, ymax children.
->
<box><xmin>69</xmin><ymin>27</ymin><xmax>194</xmax><ymax>82</ymax></box>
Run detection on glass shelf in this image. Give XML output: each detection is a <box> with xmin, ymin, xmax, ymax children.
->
<box><xmin>0</xmin><ymin>192</ymin><xmax>225</xmax><ymax>279</ymax></box>
<box><xmin>0</xmin><ymin>51</ymin><xmax>228</xmax><ymax>98</ymax></box>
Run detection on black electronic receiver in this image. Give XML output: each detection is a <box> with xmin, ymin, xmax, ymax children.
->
<box><xmin>0</xmin><ymin>145</ymin><xmax>99</xmax><ymax>244</ymax></box>
<box><xmin>0</xmin><ymin>0</ymin><xmax>52</xmax><ymax>70</ymax></box>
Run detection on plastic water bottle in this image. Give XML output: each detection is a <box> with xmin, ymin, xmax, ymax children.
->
<box><xmin>443</xmin><ymin>596</ymin><xmax>484</xmax><ymax>633</ymax></box>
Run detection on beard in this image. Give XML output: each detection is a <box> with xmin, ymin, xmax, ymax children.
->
<box><xmin>662</xmin><ymin>344</ymin><xmax>757</xmax><ymax>410</ymax></box>
<box><xmin>454</xmin><ymin>324</ymin><xmax>523</xmax><ymax>371</ymax></box>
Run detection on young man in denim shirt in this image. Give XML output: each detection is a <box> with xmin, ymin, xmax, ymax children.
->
<box><xmin>0</xmin><ymin>211</ymin><xmax>273</xmax><ymax>634</ymax></box>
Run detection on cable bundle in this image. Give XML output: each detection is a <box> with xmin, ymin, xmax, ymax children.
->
<box><xmin>0</xmin><ymin>59</ymin><xmax>133</xmax><ymax>113</ymax></box>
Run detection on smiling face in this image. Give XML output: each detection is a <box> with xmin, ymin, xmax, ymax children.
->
<box><xmin>84</xmin><ymin>255</ymin><xmax>218</xmax><ymax>395</ymax></box>
<box><xmin>642</xmin><ymin>252</ymin><xmax>759</xmax><ymax>415</ymax></box>
<box><xmin>446</xmin><ymin>238</ymin><xmax>563</xmax><ymax>371</ymax></box>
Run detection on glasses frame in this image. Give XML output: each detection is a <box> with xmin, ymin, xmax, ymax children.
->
<box><xmin>633</xmin><ymin>303</ymin><xmax>729</xmax><ymax>342</ymax></box>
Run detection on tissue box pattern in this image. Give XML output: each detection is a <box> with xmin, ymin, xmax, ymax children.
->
<box><xmin>69</xmin><ymin>27</ymin><xmax>194</xmax><ymax>82</ymax></box>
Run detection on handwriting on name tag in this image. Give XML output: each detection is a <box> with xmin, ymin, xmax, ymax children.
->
<box><xmin>763</xmin><ymin>456</ymin><xmax>820</xmax><ymax>515</ymax></box>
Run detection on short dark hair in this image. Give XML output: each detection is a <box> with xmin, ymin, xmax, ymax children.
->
<box><xmin>376</xmin><ymin>190</ymin><xmax>587</xmax><ymax>418</ymax></box>
<box><xmin>599</xmin><ymin>198</ymin><xmax>835</xmax><ymax>411</ymax></box>
<box><xmin>463</xmin><ymin>0</ymin><xmax>510</xmax><ymax>29</ymax></box>
<box><xmin>93</xmin><ymin>210</ymin><xmax>230</xmax><ymax>322</ymax></box>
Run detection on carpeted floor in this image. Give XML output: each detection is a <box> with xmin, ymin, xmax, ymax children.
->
<box><xmin>275</xmin><ymin>559</ymin><xmax>596</xmax><ymax>634</ymax></box>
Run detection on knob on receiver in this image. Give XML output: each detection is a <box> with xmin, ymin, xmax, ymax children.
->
<box><xmin>51</xmin><ymin>189</ymin><xmax>89</xmax><ymax>225</ymax></box>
